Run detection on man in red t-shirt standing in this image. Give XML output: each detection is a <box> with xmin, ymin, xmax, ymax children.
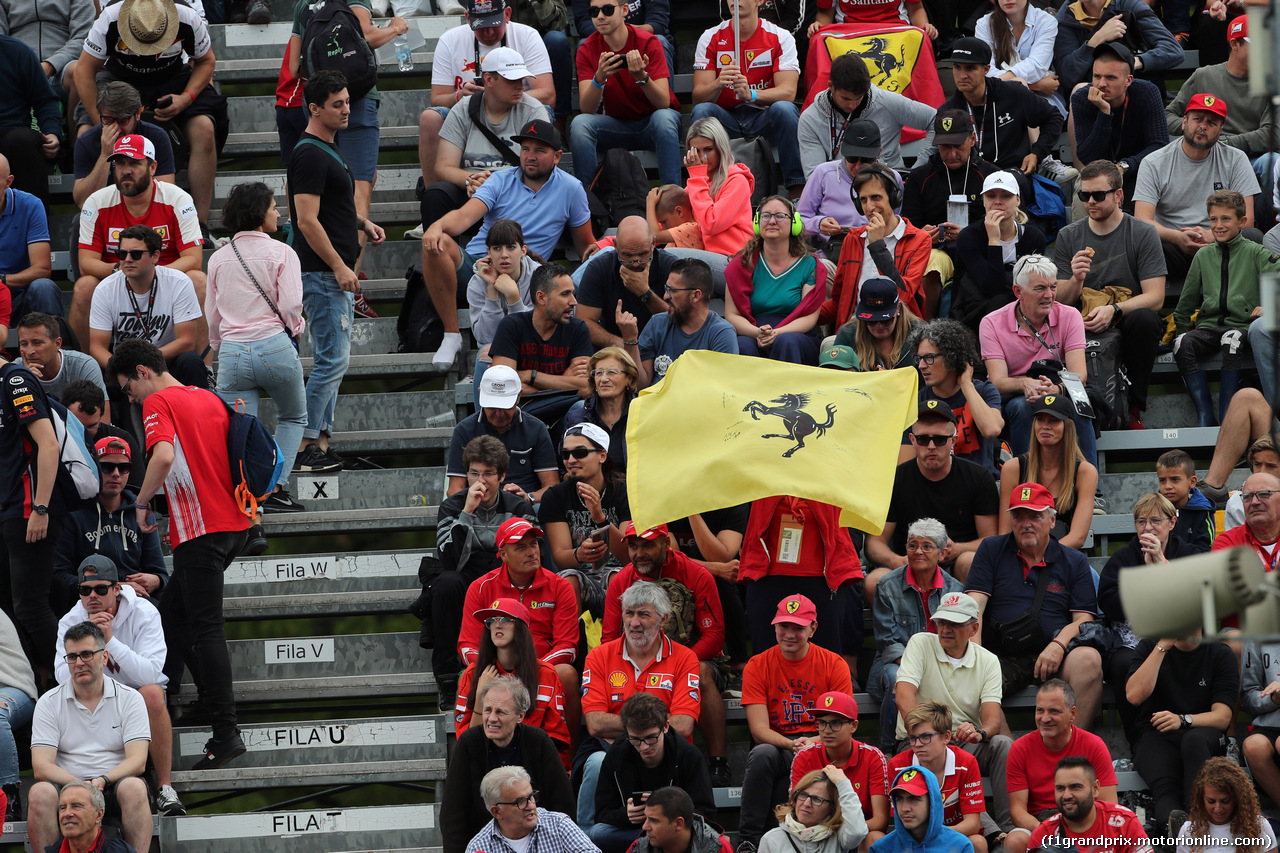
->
<box><xmin>691</xmin><ymin>0</ymin><xmax>804</xmax><ymax>193</ymax></box>
<box><xmin>738</xmin><ymin>594</ymin><xmax>854</xmax><ymax>852</ymax></box>
<box><xmin>108</xmin><ymin>339</ymin><xmax>250</xmax><ymax>771</ymax></box>
<box><xmin>1027</xmin><ymin>758</ymin><xmax>1151</xmax><ymax>853</ymax></box>
<box><xmin>570</xmin><ymin>0</ymin><xmax>683</xmax><ymax>187</ymax></box>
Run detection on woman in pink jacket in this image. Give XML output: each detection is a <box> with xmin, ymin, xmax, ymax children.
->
<box><xmin>683</xmin><ymin>118</ymin><xmax>755</xmax><ymax>257</ymax></box>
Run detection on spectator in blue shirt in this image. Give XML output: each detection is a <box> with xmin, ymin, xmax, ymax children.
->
<box><xmin>627</xmin><ymin>257</ymin><xmax>738</xmax><ymax>388</ymax></box>
<box><xmin>0</xmin><ymin>158</ymin><xmax>64</xmax><ymax>324</ymax></box>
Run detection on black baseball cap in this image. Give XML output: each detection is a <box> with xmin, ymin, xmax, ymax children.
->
<box><xmin>1092</xmin><ymin>42</ymin><xmax>1135</xmax><ymax>71</ymax></box>
<box><xmin>918</xmin><ymin>398</ymin><xmax>957</xmax><ymax>425</ymax></box>
<box><xmin>78</xmin><ymin>555</ymin><xmax>121</xmax><ymax>583</ymax></box>
<box><xmin>949</xmin><ymin>37</ymin><xmax>993</xmax><ymax>65</ymax></box>
<box><xmin>511</xmin><ymin>119</ymin><xmax>563</xmax><ymax>152</ymax></box>
<box><xmin>933</xmin><ymin>109</ymin><xmax>974</xmax><ymax>145</ymax></box>
<box><xmin>841</xmin><ymin>119</ymin><xmax>882</xmax><ymax>159</ymax></box>
<box><xmin>1031</xmin><ymin>393</ymin><xmax>1076</xmax><ymax>422</ymax></box>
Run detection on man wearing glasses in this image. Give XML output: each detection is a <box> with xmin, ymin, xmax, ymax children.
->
<box><xmin>630</xmin><ymin>258</ymin><xmax>737</xmax><ymax>388</ymax></box>
<box><xmin>866</xmin><ymin>401</ymin><xmax>999</xmax><ymax>583</ymax></box>
<box><xmin>576</xmin><ymin>217</ymin><xmax>673</xmax><ymax>349</ymax></box>
<box><xmin>1054</xmin><ymin>159</ymin><xmax>1166</xmax><ymax>431</ymax></box>
<box><xmin>53</xmin><ymin>556</ymin><xmax>181</xmax><ymax>817</ymax></box>
<box><xmin>1212</xmin><ymin>472</ymin><xmax>1280</xmax><ymax>567</ymax></box>
<box><xmin>467</xmin><ymin>766</ymin><xmax>596</xmax><ymax>853</ymax></box>
<box><xmin>74</xmin><ymin>135</ymin><xmax>205</xmax><ymax>360</ymax></box>
<box><xmin>72</xmin><ymin>82</ymin><xmax>176</xmax><ymax>208</ymax></box>
<box><xmin>797</xmin><ymin>120</ymin><xmax>903</xmax><ymax>258</ymax></box>
<box><xmin>588</xmin><ymin>693</ymin><xmax>716</xmax><ymax>853</ymax></box>
<box><xmin>27</xmin><ymin>620</ymin><xmax>151</xmax><ymax>853</ymax></box>
<box><xmin>790</xmin><ymin>691</ymin><xmax>890</xmax><ymax>852</ymax></box>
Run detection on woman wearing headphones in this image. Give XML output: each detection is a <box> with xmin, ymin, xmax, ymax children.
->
<box><xmin>724</xmin><ymin>196</ymin><xmax>829</xmax><ymax>364</ymax></box>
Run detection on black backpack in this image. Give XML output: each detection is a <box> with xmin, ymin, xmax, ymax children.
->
<box><xmin>300</xmin><ymin>0</ymin><xmax>378</xmax><ymax>102</ymax></box>
<box><xmin>398</xmin><ymin>264</ymin><xmax>445</xmax><ymax>354</ymax></box>
<box><xmin>586</xmin><ymin>149</ymin><xmax>650</xmax><ymax>236</ymax></box>
<box><xmin>730</xmin><ymin>136</ymin><xmax>781</xmax><ymax>207</ymax></box>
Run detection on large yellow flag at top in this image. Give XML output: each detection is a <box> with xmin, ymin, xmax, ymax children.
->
<box><xmin>626</xmin><ymin>350</ymin><xmax>918</xmax><ymax>534</ymax></box>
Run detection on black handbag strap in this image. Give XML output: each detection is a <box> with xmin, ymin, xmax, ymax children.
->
<box><xmin>466</xmin><ymin>94</ymin><xmax>521</xmax><ymax>169</ymax></box>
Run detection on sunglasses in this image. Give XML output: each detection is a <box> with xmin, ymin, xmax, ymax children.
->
<box><xmin>99</xmin><ymin>462</ymin><xmax>131</xmax><ymax>474</ymax></box>
<box><xmin>561</xmin><ymin>446</ymin><xmax>597</xmax><ymax>460</ymax></box>
<box><xmin>116</xmin><ymin>249</ymin><xmax>150</xmax><ymax>261</ymax></box>
<box><xmin>589</xmin><ymin>3</ymin><xmax>617</xmax><ymax>14</ymax></box>
<box><xmin>484</xmin><ymin>616</ymin><xmax>515</xmax><ymax>627</ymax></box>
<box><xmin>78</xmin><ymin>583</ymin><xmax>115</xmax><ymax>597</ymax></box>
<box><xmin>1076</xmin><ymin>188</ymin><xmax>1118</xmax><ymax>203</ymax></box>
<box><xmin>912</xmin><ymin>433</ymin><xmax>954</xmax><ymax>447</ymax></box>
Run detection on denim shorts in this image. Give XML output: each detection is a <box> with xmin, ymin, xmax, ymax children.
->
<box><xmin>337</xmin><ymin>96</ymin><xmax>381</xmax><ymax>182</ymax></box>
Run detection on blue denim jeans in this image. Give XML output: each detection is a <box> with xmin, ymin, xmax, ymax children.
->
<box><xmin>336</xmin><ymin>96</ymin><xmax>380</xmax><ymax>182</ymax></box>
<box><xmin>301</xmin><ymin>271</ymin><xmax>353</xmax><ymax>439</ymax></box>
<box><xmin>576</xmin><ymin>749</ymin><xmax>607</xmax><ymax>826</ymax></box>
<box><xmin>1253</xmin><ymin>153</ymin><xmax>1277</xmax><ymax>229</ymax></box>
<box><xmin>588</xmin><ymin>822</ymin><xmax>642</xmax><ymax>853</ymax></box>
<box><xmin>1003</xmin><ymin>394</ymin><xmax>1098</xmax><ymax>466</ymax></box>
<box><xmin>215</xmin><ymin>332</ymin><xmax>307</xmax><ymax>486</ymax></box>
<box><xmin>0</xmin><ymin>686</ymin><xmax>34</xmax><ymax>785</ymax></box>
<box><xmin>8</xmin><ymin>278</ymin><xmax>65</xmax><ymax>319</ymax></box>
<box><xmin>690</xmin><ymin>100</ymin><xmax>804</xmax><ymax>188</ymax></box>
<box><xmin>1251</xmin><ymin>317</ymin><xmax>1279</xmax><ymax>409</ymax></box>
<box><xmin>543</xmin><ymin>31</ymin><xmax>574</xmax><ymax>119</ymax></box>
<box><xmin>569</xmin><ymin>109</ymin><xmax>684</xmax><ymax>186</ymax></box>
<box><xmin>866</xmin><ymin>654</ymin><xmax>900</xmax><ymax>754</ymax></box>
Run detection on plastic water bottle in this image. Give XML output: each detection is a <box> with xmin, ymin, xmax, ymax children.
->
<box><xmin>393</xmin><ymin>35</ymin><xmax>413</xmax><ymax>71</ymax></box>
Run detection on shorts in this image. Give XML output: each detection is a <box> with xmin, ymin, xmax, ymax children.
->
<box><xmin>557</xmin><ymin>565</ymin><xmax>616</xmax><ymax>618</ymax></box>
<box><xmin>75</xmin><ymin>69</ymin><xmax>230</xmax><ymax>154</ymax></box>
<box><xmin>336</xmin><ymin>95</ymin><xmax>380</xmax><ymax>182</ymax></box>
<box><xmin>276</xmin><ymin>104</ymin><xmax>308</xmax><ymax>167</ymax></box>
<box><xmin>1247</xmin><ymin>725</ymin><xmax>1280</xmax><ymax>745</ymax></box>
<box><xmin>427</xmin><ymin>105</ymin><xmax>450</xmax><ymax>120</ymax></box>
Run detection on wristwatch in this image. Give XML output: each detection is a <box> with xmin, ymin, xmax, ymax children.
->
<box><xmin>636</xmin><ymin>74</ymin><xmax>651</xmax><ymax>86</ymax></box>
<box><xmin>33</xmin><ymin>504</ymin><xmax>48</xmax><ymax>516</ymax></box>
<box><xmin>1180</xmin><ymin>714</ymin><xmax>1193</xmax><ymax>729</ymax></box>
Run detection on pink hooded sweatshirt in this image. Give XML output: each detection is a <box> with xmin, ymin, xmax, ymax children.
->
<box><xmin>685</xmin><ymin>162</ymin><xmax>755</xmax><ymax>256</ymax></box>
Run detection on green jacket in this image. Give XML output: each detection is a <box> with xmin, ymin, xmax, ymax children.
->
<box><xmin>1174</xmin><ymin>233</ymin><xmax>1280</xmax><ymax>332</ymax></box>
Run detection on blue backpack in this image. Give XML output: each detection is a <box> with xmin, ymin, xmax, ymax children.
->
<box><xmin>222</xmin><ymin>397</ymin><xmax>285</xmax><ymax>517</ymax></box>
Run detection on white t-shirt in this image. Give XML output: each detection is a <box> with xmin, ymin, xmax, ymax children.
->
<box><xmin>1175</xmin><ymin>816</ymin><xmax>1278</xmax><ymax>853</ymax></box>
<box><xmin>30</xmin><ymin>677</ymin><xmax>151</xmax><ymax>780</ymax></box>
<box><xmin>89</xmin><ymin>267</ymin><xmax>203</xmax><ymax>350</ymax></box>
<box><xmin>430</xmin><ymin>22</ymin><xmax>553</xmax><ymax>91</ymax></box>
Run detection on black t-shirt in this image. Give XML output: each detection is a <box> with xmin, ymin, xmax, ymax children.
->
<box><xmin>489</xmin><ymin>313</ymin><xmax>593</xmax><ymax>376</ymax></box>
<box><xmin>287</xmin><ymin>133</ymin><xmax>358</xmax><ymax>272</ymax></box>
<box><xmin>0</xmin><ymin>363</ymin><xmax>61</xmax><ymax>522</ymax></box>
<box><xmin>667</xmin><ymin>503</ymin><xmax>750</xmax><ymax>563</ymax></box>
<box><xmin>538</xmin><ymin>477</ymin><xmax>630</xmax><ymax>570</ymax></box>
<box><xmin>1127</xmin><ymin>640</ymin><xmax>1238</xmax><ymax>725</ymax></box>
<box><xmin>576</xmin><ymin>248</ymin><xmax>677</xmax><ymax>338</ymax></box>
<box><xmin>887</xmin><ymin>457</ymin><xmax>999</xmax><ymax>553</ymax></box>
<box><xmin>74</xmin><ymin>121</ymin><xmax>177</xmax><ymax>183</ymax></box>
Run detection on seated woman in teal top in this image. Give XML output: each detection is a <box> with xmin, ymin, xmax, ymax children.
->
<box><xmin>724</xmin><ymin>196</ymin><xmax>828</xmax><ymax>365</ymax></box>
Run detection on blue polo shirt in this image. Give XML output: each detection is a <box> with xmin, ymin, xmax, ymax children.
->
<box><xmin>0</xmin><ymin>188</ymin><xmax>50</xmax><ymax>276</ymax></box>
<box><xmin>467</xmin><ymin>167</ymin><xmax>591</xmax><ymax>260</ymax></box>
<box><xmin>965</xmin><ymin>533</ymin><xmax>1097</xmax><ymax>640</ymax></box>
<box><xmin>446</xmin><ymin>407</ymin><xmax>558</xmax><ymax>495</ymax></box>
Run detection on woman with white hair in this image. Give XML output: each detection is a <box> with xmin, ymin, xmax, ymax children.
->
<box><xmin>684</xmin><ymin>118</ymin><xmax>755</xmax><ymax>257</ymax></box>
<box><xmin>951</xmin><ymin>171</ymin><xmax>1046</xmax><ymax>329</ymax></box>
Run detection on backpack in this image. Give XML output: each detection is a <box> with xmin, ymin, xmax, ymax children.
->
<box><xmin>1026</xmin><ymin>172</ymin><xmax>1068</xmax><ymax>244</ymax></box>
<box><xmin>299</xmin><ymin>0</ymin><xmax>378</xmax><ymax>102</ymax></box>
<box><xmin>49</xmin><ymin>399</ymin><xmax>100</xmax><ymax>507</ymax></box>
<box><xmin>223</xmin><ymin>396</ymin><xmax>286</xmax><ymax>517</ymax></box>
<box><xmin>398</xmin><ymin>264</ymin><xmax>445</xmax><ymax>354</ymax></box>
<box><xmin>730</xmin><ymin>136</ymin><xmax>781</xmax><ymax>208</ymax></box>
<box><xmin>654</xmin><ymin>577</ymin><xmax>697</xmax><ymax>647</ymax></box>
<box><xmin>586</xmin><ymin>149</ymin><xmax>650</xmax><ymax>236</ymax></box>
<box><xmin>1084</xmin><ymin>326</ymin><xmax>1129</xmax><ymax>431</ymax></box>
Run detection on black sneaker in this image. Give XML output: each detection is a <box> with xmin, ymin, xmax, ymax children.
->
<box><xmin>322</xmin><ymin>446</ymin><xmax>345</xmax><ymax>469</ymax></box>
<box><xmin>262</xmin><ymin>488</ymin><xmax>306</xmax><ymax>513</ymax></box>
<box><xmin>246</xmin><ymin>0</ymin><xmax>272</xmax><ymax>23</ymax></box>
<box><xmin>191</xmin><ymin>732</ymin><xmax>247</xmax><ymax>770</ymax></box>
<box><xmin>4</xmin><ymin>783</ymin><xmax>21</xmax><ymax>822</ymax></box>
<box><xmin>293</xmin><ymin>444</ymin><xmax>341</xmax><ymax>474</ymax></box>
<box><xmin>242</xmin><ymin>525</ymin><xmax>268</xmax><ymax>557</ymax></box>
<box><xmin>708</xmin><ymin>755</ymin><xmax>730</xmax><ymax>787</ymax></box>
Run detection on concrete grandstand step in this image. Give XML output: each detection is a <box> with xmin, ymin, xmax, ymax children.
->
<box><xmin>173</xmin><ymin>632</ymin><xmax>431</xmax><ymax>704</ymax></box>
<box><xmin>169</xmin><ymin>715</ymin><xmax>446</xmax><ymax>788</ymax></box>
<box><xmin>209</xmin><ymin>168</ymin><xmax>422</xmax><ymax>230</ymax></box>
<box><xmin>159</xmin><ymin>803</ymin><xmax>440</xmax><ymax>853</ymax></box>
<box><xmin>299</xmin><ymin>351</ymin><xmax>455</xmax><ymax>379</ymax></box>
<box><xmin>1098</xmin><ymin>467</ymin><xmax>1248</xmax><ymax>515</ymax></box>
<box><xmin>255</xmin><ymin>391</ymin><xmax>456</xmax><ymax>432</ymax></box>
<box><xmin>258</xmin><ymin>505</ymin><xmax>437</xmax><ymax>537</ymax></box>
<box><xmin>1096</xmin><ymin>426</ymin><xmax>1219</xmax><ymax>454</ymax></box>
<box><xmin>282</xmin><ymin>466</ymin><xmax>443</xmax><ymax>511</ymax></box>
<box><xmin>225</xmin><ymin>90</ymin><xmax>428</xmax><ymax>157</ymax></box>
<box><xmin>352</xmin><ymin>240</ymin><xmax>423</xmax><ymax>278</ymax></box>
<box><xmin>223</xmin><ymin>550</ymin><xmax>425</xmax><ymax>619</ymax></box>
<box><xmin>298</xmin><ymin>317</ymin><xmax>400</xmax><ymax>358</ymax></box>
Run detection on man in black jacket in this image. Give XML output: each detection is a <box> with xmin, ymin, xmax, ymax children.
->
<box><xmin>439</xmin><ymin>676</ymin><xmax>574</xmax><ymax>853</ymax></box>
<box><xmin>426</xmin><ymin>435</ymin><xmax>538</xmax><ymax>706</ymax></box>
<box><xmin>590</xmin><ymin>693</ymin><xmax>716</xmax><ymax>853</ymax></box>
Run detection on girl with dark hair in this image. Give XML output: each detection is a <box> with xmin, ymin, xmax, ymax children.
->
<box><xmin>466</xmin><ymin>219</ymin><xmax>545</xmax><ymax>407</ymax></box>
<box><xmin>453</xmin><ymin>598</ymin><xmax>571</xmax><ymax>765</ymax></box>
<box><xmin>975</xmin><ymin>0</ymin><xmax>1064</xmax><ymax>115</ymax></box>
<box><xmin>725</xmin><ymin>196</ymin><xmax>828</xmax><ymax>365</ymax></box>
<box><xmin>206</xmin><ymin>181</ymin><xmax>307</xmax><ymax>512</ymax></box>
<box><xmin>1176</xmin><ymin>758</ymin><xmax>1276</xmax><ymax>853</ymax></box>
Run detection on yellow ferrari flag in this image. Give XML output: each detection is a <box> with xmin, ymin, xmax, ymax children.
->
<box><xmin>626</xmin><ymin>350</ymin><xmax>918</xmax><ymax>534</ymax></box>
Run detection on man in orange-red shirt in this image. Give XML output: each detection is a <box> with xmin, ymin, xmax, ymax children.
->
<box><xmin>578</xmin><ymin>582</ymin><xmax>700</xmax><ymax>831</ymax></box>
<box><xmin>738</xmin><ymin>594</ymin><xmax>854</xmax><ymax>850</ymax></box>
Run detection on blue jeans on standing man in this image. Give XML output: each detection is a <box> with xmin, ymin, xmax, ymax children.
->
<box><xmin>690</xmin><ymin>100</ymin><xmax>804</xmax><ymax>188</ymax></box>
<box><xmin>569</xmin><ymin>109</ymin><xmax>684</xmax><ymax>186</ymax></box>
<box><xmin>0</xmin><ymin>686</ymin><xmax>34</xmax><ymax>785</ymax></box>
<box><xmin>301</xmin><ymin>271</ymin><xmax>352</xmax><ymax>440</ymax></box>
<box><xmin>215</xmin><ymin>331</ymin><xmax>307</xmax><ymax>487</ymax></box>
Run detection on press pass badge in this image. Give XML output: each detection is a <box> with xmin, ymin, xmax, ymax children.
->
<box><xmin>1058</xmin><ymin>370</ymin><xmax>1095</xmax><ymax>419</ymax></box>
<box><xmin>946</xmin><ymin>194</ymin><xmax>969</xmax><ymax>230</ymax></box>
<box><xmin>777</xmin><ymin>514</ymin><xmax>803</xmax><ymax>564</ymax></box>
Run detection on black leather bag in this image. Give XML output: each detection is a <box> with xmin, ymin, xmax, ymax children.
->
<box><xmin>988</xmin><ymin>561</ymin><xmax>1053</xmax><ymax>658</ymax></box>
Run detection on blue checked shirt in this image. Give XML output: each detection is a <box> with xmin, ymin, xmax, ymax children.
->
<box><xmin>464</xmin><ymin>808</ymin><xmax>601</xmax><ymax>853</ymax></box>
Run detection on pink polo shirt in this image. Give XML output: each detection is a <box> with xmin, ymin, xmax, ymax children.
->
<box><xmin>978</xmin><ymin>301</ymin><xmax>1086</xmax><ymax>378</ymax></box>
<box><xmin>205</xmin><ymin>231</ymin><xmax>307</xmax><ymax>348</ymax></box>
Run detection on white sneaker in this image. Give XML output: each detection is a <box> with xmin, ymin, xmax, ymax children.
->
<box><xmin>440</xmin><ymin>0</ymin><xmax>466</xmax><ymax>12</ymax></box>
<box><xmin>1039</xmin><ymin>155</ymin><xmax>1078</xmax><ymax>183</ymax></box>
<box><xmin>370</xmin><ymin>0</ymin><xmax>390</xmax><ymax>13</ymax></box>
<box><xmin>157</xmin><ymin>785</ymin><xmax>187</xmax><ymax>816</ymax></box>
<box><xmin>404</xmin><ymin>222</ymin><xmax>425</xmax><ymax>240</ymax></box>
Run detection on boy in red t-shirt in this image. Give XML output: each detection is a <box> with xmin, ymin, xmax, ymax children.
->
<box><xmin>108</xmin><ymin>339</ymin><xmax>251</xmax><ymax>772</ymax></box>
<box><xmin>738</xmin><ymin>594</ymin><xmax>854</xmax><ymax>849</ymax></box>
<box><xmin>890</xmin><ymin>702</ymin><xmax>989</xmax><ymax>853</ymax></box>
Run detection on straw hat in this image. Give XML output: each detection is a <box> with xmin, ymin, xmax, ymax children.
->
<box><xmin>118</xmin><ymin>0</ymin><xmax>180</xmax><ymax>56</ymax></box>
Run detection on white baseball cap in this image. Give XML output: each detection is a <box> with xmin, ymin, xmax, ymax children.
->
<box><xmin>481</xmin><ymin>47</ymin><xmax>533</xmax><ymax>81</ymax></box>
<box><xmin>982</xmin><ymin>170</ymin><xmax>1021</xmax><ymax>197</ymax></box>
<box><xmin>478</xmin><ymin>365</ymin><xmax>521</xmax><ymax>408</ymax></box>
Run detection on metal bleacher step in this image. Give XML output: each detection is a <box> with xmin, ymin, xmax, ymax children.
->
<box><xmin>260</xmin><ymin>505</ymin><xmax>437</xmax><ymax>537</ymax></box>
<box><xmin>281</xmin><ymin>465</ymin><xmax>442</xmax><ymax>512</ymax></box>
<box><xmin>158</xmin><ymin>803</ymin><xmax>440</xmax><ymax>853</ymax></box>
<box><xmin>222</xmin><ymin>549</ymin><xmax>425</xmax><ymax>619</ymax></box>
<box><xmin>209</xmin><ymin>168</ymin><xmax>423</xmax><ymax>231</ymax></box>
<box><xmin>1096</xmin><ymin>467</ymin><xmax>1247</xmax><ymax>520</ymax></box>
<box><xmin>173</xmin><ymin>631</ymin><xmax>431</xmax><ymax>705</ymax></box>
<box><xmin>1095</xmin><ymin>425</ymin><xmax>1219</xmax><ymax>454</ymax></box>
<box><xmin>169</xmin><ymin>715</ymin><xmax>446</xmax><ymax>790</ymax></box>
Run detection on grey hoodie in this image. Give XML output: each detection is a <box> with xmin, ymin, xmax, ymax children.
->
<box><xmin>798</xmin><ymin>86</ymin><xmax>937</xmax><ymax>177</ymax></box>
<box><xmin>0</xmin><ymin>0</ymin><xmax>95</xmax><ymax>76</ymax></box>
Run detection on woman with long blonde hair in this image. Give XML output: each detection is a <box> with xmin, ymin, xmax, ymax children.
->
<box><xmin>833</xmin><ymin>279</ymin><xmax>922</xmax><ymax>371</ymax></box>
<box><xmin>684</xmin><ymin>118</ymin><xmax>755</xmax><ymax>256</ymax></box>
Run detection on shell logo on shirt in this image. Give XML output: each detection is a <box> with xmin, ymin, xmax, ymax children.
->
<box><xmin>609</xmin><ymin>671</ymin><xmax>628</xmax><ymax>688</ymax></box>
<box><xmin>717</xmin><ymin>52</ymin><xmax>734</xmax><ymax>66</ymax></box>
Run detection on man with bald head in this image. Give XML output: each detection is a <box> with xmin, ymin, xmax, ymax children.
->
<box><xmin>1212</xmin><ymin>472</ymin><xmax>1280</xmax><ymax>565</ymax></box>
<box><xmin>576</xmin><ymin>216</ymin><xmax>674</xmax><ymax>348</ymax></box>
<box><xmin>0</xmin><ymin>155</ymin><xmax>65</xmax><ymax>327</ymax></box>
